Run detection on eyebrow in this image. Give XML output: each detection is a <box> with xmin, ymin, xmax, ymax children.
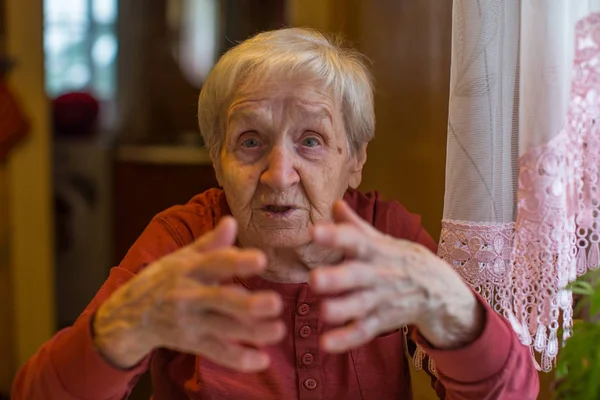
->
<box><xmin>227</xmin><ymin>108</ymin><xmax>261</xmax><ymax>125</ymax></box>
<box><xmin>228</xmin><ymin>101</ymin><xmax>334</xmax><ymax>126</ymax></box>
<box><xmin>301</xmin><ymin>108</ymin><xmax>334</xmax><ymax>125</ymax></box>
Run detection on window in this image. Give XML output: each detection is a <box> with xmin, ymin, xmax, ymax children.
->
<box><xmin>44</xmin><ymin>0</ymin><xmax>117</xmax><ymax>100</ymax></box>
<box><xmin>167</xmin><ymin>0</ymin><xmax>219</xmax><ymax>88</ymax></box>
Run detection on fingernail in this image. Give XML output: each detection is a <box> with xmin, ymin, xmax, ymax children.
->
<box><xmin>311</xmin><ymin>273</ymin><xmax>328</xmax><ymax>290</ymax></box>
<box><xmin>275</xmin><ymin>321</ymin><xmax>287</xmax><ymax>338</ymax></box>
<box><xmin>256</xmin><ymin>353</ymin><xmax>270</xmax><ymax>368</ymax></box>
<box><xmin>254</xmin><ymin>252</ymin><xmax>268</xmax><ymax>268</ymax></box>
<box><xmin>243</xmin><ymin>351</ymin><xmax>269</xmax><ymax>372</ymax></box>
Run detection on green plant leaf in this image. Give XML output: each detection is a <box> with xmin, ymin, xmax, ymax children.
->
<box><xmin>556</xmin><ymin>319</ymin><xmax>600</xmax><ymax>398</ymax></box>
<box><xmin>590</xmin><ymin>285</ymin><xmax>600</xmax><ymax>317</ymax></box>
<box><xmin>556</xmin><ymin>269</ymin><xmax>600</xmax><ymax>399</ymax></box>
<box><xmin>569</xmin><ymin>280</ymin><xmax>594</xmax><ymax>296</ymax></box>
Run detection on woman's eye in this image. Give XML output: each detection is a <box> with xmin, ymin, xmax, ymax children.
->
<box><xmin>301</xmin><ymin>137</ymin><xmax>320</xmax><ymax>148</ymax></box>
<box><xmin>241</xmin><ymin>138</ymin><xmax>260</xmax><ymax>148</ymax></box>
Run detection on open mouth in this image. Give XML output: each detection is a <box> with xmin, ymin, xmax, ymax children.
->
<box><xmin>263</xmin><ymin>205</ymin><xmax>294</xmax><ymax>213</ymax></box>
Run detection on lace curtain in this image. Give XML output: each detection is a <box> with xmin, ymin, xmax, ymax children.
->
<box><xmin>439</xmin><ymin>0</ymin><xmax>600</xmax><ymax>372</ymax></box>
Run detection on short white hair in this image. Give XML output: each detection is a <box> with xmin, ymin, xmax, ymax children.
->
<box><xmin>198</xmin><ymin>27</ymin><xmax>375</xmax><ymax>159</ymax></box>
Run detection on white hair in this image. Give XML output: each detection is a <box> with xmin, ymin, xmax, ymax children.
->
<box><xmin>197</xmin><ymin>27</ymin><xmax>375</xmax><ymax>159</ymax></box>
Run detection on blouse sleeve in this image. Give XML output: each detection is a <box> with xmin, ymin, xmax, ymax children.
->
<box><xmin>11</xmin><ymin>212</ymin><xmax>200</xmax><ymax>400</ymax></box>
<box><xmin>369</xmin><ymin>195</ymin><xmax>539</xmax><ymax>399</ymax></box>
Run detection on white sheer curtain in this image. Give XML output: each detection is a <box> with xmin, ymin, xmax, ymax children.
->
<box><xmin>439</xmin><ymin>0</ymin><xmax>600</xmax><ymax>371</ymax></box>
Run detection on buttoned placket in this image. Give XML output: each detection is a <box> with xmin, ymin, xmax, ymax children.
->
<box><xmin>294</xmin><ymin>284</ymin><xmax>321</xmax><ymax>400</ymax></box>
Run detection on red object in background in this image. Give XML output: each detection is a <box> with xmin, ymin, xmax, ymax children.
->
<box><xmin>0</xmin><ymin>81</ymin><xmax>29</xmax><ymax>163</ymax></box>
<box><xmin>52</xmin><ymin>92</ymin><xmax>99</xmax><ymax>137</ymax></box>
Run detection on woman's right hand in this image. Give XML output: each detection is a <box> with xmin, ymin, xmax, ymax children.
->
<box><xmin>92</xmin><ymin>217</ymin><xmax>285</xmax><ymax>372</ymax></box>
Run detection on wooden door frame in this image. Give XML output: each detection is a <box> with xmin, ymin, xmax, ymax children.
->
<box><xmin>6</xmin><ymin>0</ymin><xmax>56</xmax><ymax>370</ymax></box>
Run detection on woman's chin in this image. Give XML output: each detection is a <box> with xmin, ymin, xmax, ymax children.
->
<box><xmin>240</xmin><ymin>215</ymin><xmax>313</xmax><ymax>249</ymax></box>
<box><xmin>252</xmin><ymin>228</ymin><xmax>311</xmax><ymax>249</ymax></box>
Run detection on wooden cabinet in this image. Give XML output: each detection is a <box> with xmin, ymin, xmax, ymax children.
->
<box><xmin>112</xmin><ymin>146</ymin><xmax>218</xmax><ymax>264</ymax></box>
<box><xmin>0</xmin><ymin>167</ymin><xmax>14</xmax><ymax>396</ymax></box>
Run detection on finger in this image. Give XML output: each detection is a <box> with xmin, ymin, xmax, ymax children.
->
<box><xmin>190</xmin><ymin>247</ymin><xmax>267</xmax><ymax>281</ymax></box>
<box><xmin>189</xmin><ymin>216</ymin><xmax>238</xmax><ymax>252</ymax></box>
<box><xmin>311</xmin><ymin>223</ymin><xmax>374</xmax><ymax>260</ymax></box>
<box><xmin>310</xmin><ymin>261</ymin><xmax>377</xmax><ymax>294</ymax></box>
<box><xmin>331</xmin><ymin>200</ymin><xmax>374</xmax><ymax>232</ymax></box>
<box><xmin>321</xmin><ymin>313</ymin><xmax>382</xmax><ymax>353</ymax></box>
<box><xmin>201</xmin><ymin>313</ymin><xmax>286</xmax><ymax>346</ymax></box>
<box><xmin>320</xmin><ymin>289</ymin><xmax>381</xmax><ymax>325</ymax></box>
<box><xmin>192</xmin><ymin>336</ymin><xmax>272</xmax><ymax>373</ymax></box>
<box><xmin>185</xmin><ymin>286</ymin><xmax>283</xmax><ymax>319</ymax></box>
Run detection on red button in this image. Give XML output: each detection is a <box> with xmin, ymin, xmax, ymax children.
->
<box><xmin>304</xmin><ymin>378</ymin><xmax>318</xmax><ymax>390</ymax></box>
<box><xmin>299</xmin><ymin>325</ymin><xmax>312</xmax><ymax>338</ymax></box>
<box><xmin>298</xmin><ymin>303</ymin><xmax>310</xmax><ymax>316</ymax></box>
<box><xmin>301</xmin><ymin>352</ymin><xmax>314</xmax><ymax>366</ymax></box>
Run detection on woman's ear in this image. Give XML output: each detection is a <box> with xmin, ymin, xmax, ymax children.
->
<box><xmin>348</xmin><ymin>143</ymin><xmax>368</xmax><ymax>189</ymax></box>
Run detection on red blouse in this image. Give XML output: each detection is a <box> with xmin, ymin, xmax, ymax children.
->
<box><xmin>12</xmin><ymin>189</ymin><xmax>539</xmax><ymax>399</ymax></box>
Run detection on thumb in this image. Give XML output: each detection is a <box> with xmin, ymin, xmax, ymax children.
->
<box><xmin>190</xmin><ymin>216</ymin><xmax>238</xmax><ymax>252</ymax></box>
<box><xmin>331</xmin><ymin>201</ymin><xmax>372</xmax><ymax>233</ymax></box>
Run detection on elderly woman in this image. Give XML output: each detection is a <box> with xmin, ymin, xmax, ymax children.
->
<box><xmin>13</xmin><ymin>28</ymin><xmax>538</xmax><ymax>399</ymax></box>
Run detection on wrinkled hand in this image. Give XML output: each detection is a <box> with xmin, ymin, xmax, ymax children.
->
<box><xmin>94</xmin><ymin>217</ymin><xmax>285</xmax><ymax>372</ymax></box>
<box><xmin>310</xmin><ymin>201</ymin><xmax>483</xmax><ymax>353</ymax></box>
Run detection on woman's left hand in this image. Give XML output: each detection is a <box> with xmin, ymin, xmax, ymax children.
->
<box><xmin>310</xmin><ymin>201</ymin><xmax>484</xmax><ymax>353</ymax></box>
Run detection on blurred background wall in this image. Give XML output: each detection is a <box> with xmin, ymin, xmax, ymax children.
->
<box><xmin>0</xmin><ymin>0</ymin><xmax>552</xmax><ymax>398</ymax></box>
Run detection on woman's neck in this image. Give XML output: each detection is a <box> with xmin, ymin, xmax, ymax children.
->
<box><xmin>255</xmin><ymin>244</ymin><xmax>344</xmax><ymax>284</ymax></box>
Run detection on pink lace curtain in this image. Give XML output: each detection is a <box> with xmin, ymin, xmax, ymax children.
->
<box><xmin>438</xmin><ymin>0</ymin><xmax>600</xmax><ymax>371</ymax></box>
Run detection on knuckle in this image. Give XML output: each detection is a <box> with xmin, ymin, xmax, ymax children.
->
<box><xmin>241</xmin><ymin>322</ymin><xmax>277</xmax><ymax>345</ymax></box>
<box><xmin>355</xmin><ymin>292</ymin><xmax>373</xmax><ymax>311</ymax></box>
<box><xmin>244</xmin><ymin>322</ymin><xmax>268</xmax><ymax>342</ymax></box>
<box><xmin>170</xmin><ymin>250</ymin><xmax>198</xmax><ymax>272</ymax></box>
<box><xmin>211</xmin><ymin>247</ymin><xmax>237</xmax><ymax>261</ymax></box>
<box><xmin>356</xmin><ymin>318</ymin><xmax>377</xmax><ymax>340</ymax></box>
<box><xmin>245</xmin><ymin>326</ymin><xmax>263</xmax><ymax>343</ymax></box>
<box><xmin>179</xmin><ymin>327</ymin><xmax>197</xmax><ymax>345</ymax></box>
<box><xmin>357</xmin><ymin>241</ymin><xmax>372</xmax><ymax>258</ymax></box>
<box><xmin>214</xmin><ymin>343</ymin><xmax>240</xmax><ymax>363</ymax></box>
<box><xmin>173</xmin><ymin>313</ymin><xmax>191</xmax><ymax>331</ymax></box>
<box><xmin>173</xmin><ymin>295</ymin><xmax>192</xmax><ymax>315</ymax></box>
<box><xmin>190</xmin><ymin>337</ymin><xmax>214</xmax><ymax>355</ymax></box>
<box><xmin>260</xmin><ymin>324</ymin><xmax>280</xmax><ymax>342</ymax></box>
<box><xmin>170</xmin><ymin>317</ymin><xmax>201</xmax><ymax>347</ymax></box>
<box><xmin>371</xmin><ymin>313</ymin><xmax>387</xmax><ymax>333</ymax></box>
<box><xmin>161</xmin><ymin>268</ymin><xmax>187</xmax><ymax>293</ymax></box>
<box><xmin>195</xmin><ymin>287</ymin><xmax>216</xmax><ymax>306</ymax></box>
<box><xmin>218</xmin><ymin>288</ymin><xmax>246</xmax><ymax>313</ymax></box>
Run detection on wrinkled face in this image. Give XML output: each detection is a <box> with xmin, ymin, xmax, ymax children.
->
<box><xmin>213</xmin><ymin>79</ymin><xmax>367</xmax><ymax>250</ymax></box>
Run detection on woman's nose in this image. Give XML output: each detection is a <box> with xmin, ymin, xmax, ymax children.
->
<box><xmin>260</xmin><ymin>145</ymin><xmax>300</xmax><ymax>191</ymax></box>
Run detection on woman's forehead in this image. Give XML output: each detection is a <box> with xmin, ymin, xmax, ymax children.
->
<box><xmin>228</xmin><ymin>83</ymin><xmax>338</xmax><ymax>121</ymax></box>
